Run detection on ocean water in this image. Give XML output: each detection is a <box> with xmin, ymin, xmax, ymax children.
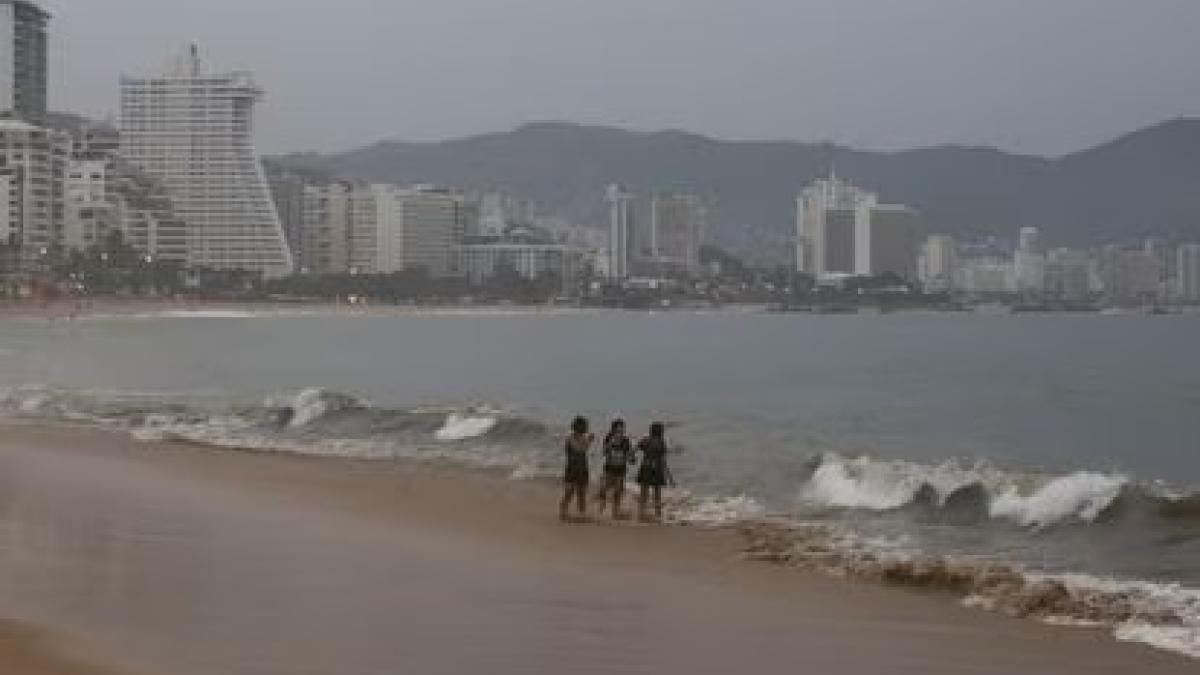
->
<box><xmin>1</xmin><ymin>309</ymin><xmax>1198</xmax><ymax>655</ymax></box>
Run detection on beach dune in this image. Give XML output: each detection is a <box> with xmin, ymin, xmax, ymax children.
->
<box><xmin>0</xmin><ymin>426</ymin><xmax>1193</xmax><ymax>675</ymax></box>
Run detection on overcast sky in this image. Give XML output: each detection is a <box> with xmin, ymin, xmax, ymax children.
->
<box><xmin>42</xmin><ymin>0</ymin><xmax>1200</xmax><ymax>156</ymax></box>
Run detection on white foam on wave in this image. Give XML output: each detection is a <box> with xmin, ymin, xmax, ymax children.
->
<box><xmin>434</xmin><ymin>413</ymin><xmax>498</xmax><ymax>442</ymax></box>
<box><xmin>288</xmin><ymin>388</ymin><xmax>331</xmax><ymax>428</ymax></box>
<box><xmin>1059</xmin><ymin>573</ymin><xmax>1200</xmax><ymax>660</ymax></box>
<box><xmin>76</xmin><ymin>309</ymin><xmax>267</xmax><ymax>321</ymax></box>
<box><xmin>158</xmin><ymin>309</ymin><xmax>260</xmax><ymax>319</ymax></box>
<box><xmin>0</xmin><ymin>385</ymin><xmax>52</xmax><ymax>415</ymax></box>
<box><xmin>1117</xmin><ymin>623</ymin><xmax>1200</xmax><ymax>660</ymax></box>
<box><xmin>796</xmin><ymin>455</ymin><xmax>1137</xmax><ymax>529</ymax></box>
<box><xmin>799</xmin><ymin>454</ymin><xmax>977</xmax><ymax>511</ymax></box>
<box><xmin>674</xmin><ymin>494</ymin><xmax>767</xmax><ymax>525</ymax></box>
<box><xmin>990</xmin><ymin>472</ymin><xmax>1127</xmax><ymax>527</ymax></box>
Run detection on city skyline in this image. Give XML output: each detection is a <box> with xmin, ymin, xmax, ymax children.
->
<box><xmin>1</xmin><ymin>0</ymin><xmax>1197</xmax><ymax>309</ymax></box>
<box><xmin>39</xmin><ymin>0</ymin><xmax>1200</xmax><ymax>156</ymax></box>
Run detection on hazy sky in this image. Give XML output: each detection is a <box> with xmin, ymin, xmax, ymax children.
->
<box><xmin>42</xmin><ymin>0</ymin><xmax>1200</xmax><ymax>156</ymax></box>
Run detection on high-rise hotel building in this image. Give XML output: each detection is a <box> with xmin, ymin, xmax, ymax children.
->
<box><xmin>606</xmin><ymin>184</ymin><xmax>636</xmax><ymax>280</ymax></box>
<box><xmin>0</xmin><ymin>0</ymin><xmax>48</xmax><ymax>124</ymax></box>
<box><xmin>650</xmin><ymin>192</ymin><xmax>707</xmax><ymax>277</ymax></box>
<box><xmin>119</xmin><ymin>47</ymin><xmax>293</xmax><ymax>277</ymax></box>
<box><xmin>795</xmin><ymin>173</ymin><xmax>920</xmax><ymax>281</ymax></box>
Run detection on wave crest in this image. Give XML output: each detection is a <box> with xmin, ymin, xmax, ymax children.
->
<box><xmin>799</xmin><ymin>454</ymin><xmax>1197</xmax><ymax>529</ymax></box>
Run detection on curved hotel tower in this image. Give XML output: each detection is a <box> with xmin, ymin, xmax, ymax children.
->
<box><xmin>119</xmin><ymin>47</ymin><xmax>292</xmax><ymax>276</ymax></box>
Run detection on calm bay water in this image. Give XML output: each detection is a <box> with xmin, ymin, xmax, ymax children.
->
<box><xmin>0</xmin><ymin>310</ymin><xmax>1196</xmax><ymax>480</ymax></box>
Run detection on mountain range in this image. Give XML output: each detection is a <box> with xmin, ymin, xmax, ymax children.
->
<box><xmin>274</xmin><ymin>118</ymin><xmax>1200</xmax><ymax>248</ymax></box>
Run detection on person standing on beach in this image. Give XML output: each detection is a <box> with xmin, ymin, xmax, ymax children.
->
<box><xmin>560</xmin><ymin>416</ymin><xmax>594</xmax><ymax>521</ymax></box>
<box><xmin>596</xmin><ymin>419</ymin><xmax>634</xmax><ymax>518</ymax></box>
<box><xmin>636</xmin><ymin>422</ymin><xmax>673</xmax><ymax>522</ymax></box>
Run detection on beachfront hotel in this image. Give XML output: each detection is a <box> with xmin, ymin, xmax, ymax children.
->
<box><xmin>119</xmin><ymin>46</ymin><xmax>293</xmax><ymax>277</ymax></box>
<box><xmin>0</xmin><ymin>119</ymin><xmax>70</xmax><ymax>262</ymax></box>
<box><xmin>795</xmin><ymin>174</ymin><xmax>920</xmax><ymax>282</ymax></box>
<box><xmin>649</xmin><ymin>192</ymin><xmax>707</xmax><ymax>277</ymax></box>
<box><xmin>606</xmin><ymin>183</ymin><xmax>636</xmax><ymax>280</ymax></box>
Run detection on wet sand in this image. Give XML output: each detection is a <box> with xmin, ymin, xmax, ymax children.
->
<box><xmin>0</xmin><ymin>425</ymin><xmax>1194</xmax><ymax>675</ymax></box>
<box><xmin>0</xmin><ymin>621</ymin><xmax>130</xmax><ymax>675</ymax></box>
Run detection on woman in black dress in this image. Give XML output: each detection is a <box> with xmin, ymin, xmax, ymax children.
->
<box><xmin>636</xmin><ymin>422</ymin><xmax>672</xmax><ymax>521</ymax></box>
<box><xmin>560</xmin><ymin>416</ymin><xmax>594</xmax><ymax>521</ymax></box>
<box><xmin>596</xmin><ymin>419</ymin><xmax>634</xmax><ymax>518</ymax></box>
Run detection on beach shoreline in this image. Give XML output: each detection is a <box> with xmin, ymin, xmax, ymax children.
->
<box><xmin>0</xmin><ymin>424</ymin><xmax>1195</xmax><ymax>674</ymax></box>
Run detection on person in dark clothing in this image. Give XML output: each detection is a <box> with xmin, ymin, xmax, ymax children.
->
<box><xmin>560</xmin><ymin>416</ymin><xmax>594</xmax><ymax>521</ymax></box>
<box><xmin>636</xmin><ymin>422</ymin><xmax>672</xmax><ymax>521</ymax></box>
<box><xmin>595</xmin><ymin>419</ymin><xmax>634</xmax><ymax>518</ymax></box>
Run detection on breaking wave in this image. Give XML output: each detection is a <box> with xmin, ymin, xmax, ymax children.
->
<box><xmin>735</xmin><ymin>520</ymin><xmax>1200</xmax><ymax>659</ymax></box>
<box><xmin>797</xmin><ymin>453</ymin><xmax>1200</xmax><ymax>529</ymax></box>
<box><xmin>2</xmin><ymin>385</ymin><xmax>1198</xmax><ymax>659</ymax></box>
<box><xmin>0</xmin><ymin>385</ymin><xmax>554</xmax><ymax>467</ymax></box>
<box><xmin>435</xmin><ymin>413</ymin><xmax>499</xmax><ymax>442</ymax></box>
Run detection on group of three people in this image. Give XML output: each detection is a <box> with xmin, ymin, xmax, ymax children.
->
<box><xmin>560</xmin><ymin>416</ymin><xmax>673</xmax><ymax>522</ymax></box>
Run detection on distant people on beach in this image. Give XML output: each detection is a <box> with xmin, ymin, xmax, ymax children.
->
<box><xmin>636</xmin><ymin>422</ymin><xmax>673</xmax><ymax>521</ymax></box>
<box><xmin>596</xmin><ymin>419</ymin><xmax>635</xmax><ymax>518</ymax></box>
<box><xmin>560</xmin><ymin>416</ymin><xmax>594</xmax><ymax>521</ymax></box>
<box><xmin>560</xmin><ymin>416</ymin><xmax>675</xmax><ymax>523</ymax></box>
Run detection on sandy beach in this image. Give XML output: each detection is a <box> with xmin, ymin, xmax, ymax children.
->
<box><xmin>0</xmin><ymin>620</ymin><xmax>133</xmax><ymax>675</ymax></box>
<box><xmin>0</xmin><ymin>425</ymin><xmax>1194</xmax><ymax>675</ymax></box>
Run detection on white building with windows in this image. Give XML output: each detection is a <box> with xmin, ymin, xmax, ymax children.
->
<box><xmin>1177</xmin><ymin>243</ymin><xmax>1200</xmax><ymax>303</ymax></box>
<box><xmin>63</xmin><ymin>157</ymin><xmax>111</xmax><ymax>252</ymax></box>
<box><xmin>0</xmin><ymin>119</ymin><xmax>69</xmax><ymax>263</ymax></box>
<box><xmin>370</xmin><ymin>185</ymin><xmax>467</xmax><ymax>277</ymax></box>
<box><xmin>1013</xmin><ymin>226</ymin><xmax>1045</xmax><ymax>294</ymax></box>
<box><xmin>457</xmin><ymin>241</ymin><xmax>576</xmax><ymax>287</ymax></box>
<box><xmin>119</xmin><ymin>46</ymin><xmax>292</xmax><ymax>277</ymax></box>
<box><xmin>1043</xmin><ymin>248</ymin><xmax>1091</xmax><ymax>301</ymax></box>
<box><xmin>796</xmin><ymin>174</ymin><xmax>920</xmax><ymax>281</ymax></box>
<box><xmin>796</xmin><ymin>174</ymin><xmax>874</xmax><ymax>277</ymax></box>
<box><xmin>606</xmin><ymin>184</ymin><xmax>636</xmax><ymax>280</ymax></box>
<box><xmin>650</xmin><ymin>192</ymin><xmax>707</xmax><ymax>276</ymax></box>
<box><xmin>919</xmin><ymin>234</ymin><xmax>958</xmax><ymax>291</ymax></box>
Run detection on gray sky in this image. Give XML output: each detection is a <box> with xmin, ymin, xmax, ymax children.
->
<box><xmin>43</xmin><ymin>0</ymin><xmax>1200</xmax><ymax>156</ymax></box>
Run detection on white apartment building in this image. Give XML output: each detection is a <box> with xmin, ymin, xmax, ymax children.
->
<box><xmin>368</xmin><ymin>185</ymin><xmax>466</xmax><ymax>277</ymax></box>
<box><xmin>1013</xmin><ymin>226</ymin><xmax>1045</xmax><ymax>294</ymax></box>
<box><xmin>606</xmin><ymin>183</ymin><xmax>636</xmax><ymax>280</ymax></box>
<box><xmin>297</xmin><ymin>182</ymin><xmax>353</xmax><ymax>275</ymax></box>
<box><xmin>957</xmin><ymin>257</ymin><xmax>1015</xmax><ymax>295</ymax></box>
<box><xmin>63</xmin><ymin>157</ymin><xmax>111</xmax><ymax>251</ymax></box>
<box><xmin>650</xmin><ymin>192</ymin><xmax>707</xmax><ymax>276</ymax></box>
<box><xmin>1177</xmin><ymin>243</ymin><xmax>1200</xmax><ymax>303</ymax></box>
<box><xmin>1044</xmin><ymin>248</ymin><xmax>1091</xmax><ymax>301</ymax></box>
<box><xmin>457</xmin><ymin>241</ymin><xmax>575</xmax><ymax>287</ymax></box>
<box><xmin>919</xmin><ymin>234</ymin><xmax>958</xmax><ymax>291</ymax></box>
<box><xmin>119</xmin><ymin>47</ymin><xmax>292</xmax><ymax>277</ymax></box>
<box><xmin>797</xmin><ymin>174</ymin><xmax>920</xmax><ymax>281</ymax></box>
<box><xmin>0</xmin><ymin>172</ymin><xmax>16</xmax><ymax>249</ymax></box>
<box><xmin>0</xmin><ymin>118</ymin><xmax>69</xmax><ymax>263</ymax></box>
<box><xmin>796</xmin><ymin>174</ymin><xmax>874</xmax><ymax>277</ymax></box>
